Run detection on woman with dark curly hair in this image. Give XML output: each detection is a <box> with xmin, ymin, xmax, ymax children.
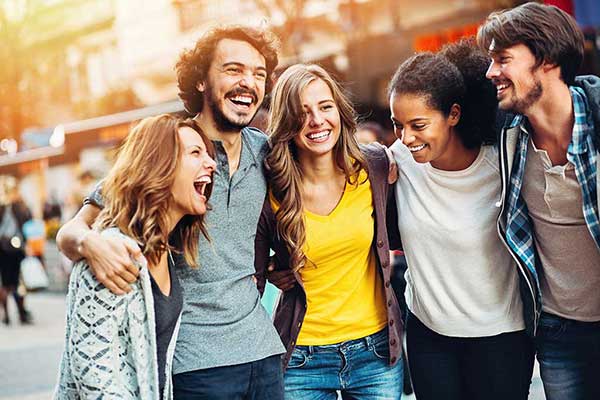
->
<box><xmin>255</xmin><ymin>64</ymin><xmax>404</xmax><ymax>399</ymax></box>
<box><xmin>55</xmin><ymin>115</ymin><xmax>216</xmax><ymax>400</ymax></box>
<box><xmin>388</xmin><ymin>39</ymin><xmax>534</xmax><ymax>400</ymax></box>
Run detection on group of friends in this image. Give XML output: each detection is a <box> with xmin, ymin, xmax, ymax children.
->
<box><xmin>52</xmin><ymin>2</ymin><xmax>599</xmax><ymax>400</ymax></box>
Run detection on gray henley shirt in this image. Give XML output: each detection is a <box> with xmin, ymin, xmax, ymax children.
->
<box><xmin>85</xmin><ymin>127</ymin><xmax>284</xmax><ymax>373</ymax></box>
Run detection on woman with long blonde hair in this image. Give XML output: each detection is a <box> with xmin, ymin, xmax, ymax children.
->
<box><xmin>55</xmin><ymin>115</ymin><xmax>216</xmax><ymax>400</ymax></box>
<box><xmin>255</xmin><ymin>64</ymin><xmax>404</xmax><ymax>399</ymax></box>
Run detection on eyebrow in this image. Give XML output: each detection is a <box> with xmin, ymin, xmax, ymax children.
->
<box><xmin>222</xmin><ymin>61</ymin><xmax>267</xmax><ymax>72</ymax></box>
<box><xmin>488</xmin><ymin>44</ymin><xmax>508</xmax><ymax>56</ymax></box>
<box><xmin>391</xmin><ymin>117</ymin><xmax>429</xmax><ymax>123</ymax></box>
<box><xmin>302</xmin><ymin>99</ymin><xmax>335</xmax><ymax>108</ymax></box>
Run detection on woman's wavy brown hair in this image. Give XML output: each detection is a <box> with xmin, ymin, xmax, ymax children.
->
<box><xmin>266</xmin><ymin>64</ymin><xmax>367</xmax><ymax>272</ymax></box>
<box><xmin>95</xmin><ymin>114</ymin><xmax>214</xmax><ymax>268</ymax></box>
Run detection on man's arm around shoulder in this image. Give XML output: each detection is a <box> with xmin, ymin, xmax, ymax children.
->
<box><xmin>56</xmin><ymin>205</ymin><xmax>142</xmax><ymax>295</ymax></box>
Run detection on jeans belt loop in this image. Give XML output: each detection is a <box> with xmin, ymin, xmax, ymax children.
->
<box><xmin>364</xmin><ymin>332</ymin><xmax>373</xmax><ymax>349</ymax></box>
<box><xmin>308</xmin><ymin>345</ymin><xmax>314</xmax><ymax>356</ymax></box>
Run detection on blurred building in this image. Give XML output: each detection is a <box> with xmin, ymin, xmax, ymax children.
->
<box><xmin>0</xmin><ymin>0</ymin><xmax>597</xmax><ymax>217</ymax></box>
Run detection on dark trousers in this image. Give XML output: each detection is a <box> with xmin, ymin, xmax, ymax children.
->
<box><xmin>406</xmin><ymin>311</ymin><xmax>534</xmax><ymax>400</ymax></box>
<box><xmin>172</xmin><ymin>354</ymin><xmax>284</xmax><ymax>400</ymax></box>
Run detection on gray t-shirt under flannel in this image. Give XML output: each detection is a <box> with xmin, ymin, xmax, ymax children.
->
<box><xmin>86</xmin><ymin>127</ymin><xmax>284</xmax><ymax>373</ymax></box>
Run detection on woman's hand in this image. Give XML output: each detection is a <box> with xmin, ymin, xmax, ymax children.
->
<box><xmin>267</xmin><ymin>262</ymin><xmax>296</xmax><ymax>291</ymax></box>
<box><xmin>385</xmin><ymin>147</ymin><xmax>398</xmax><ymax>184</ymax></box>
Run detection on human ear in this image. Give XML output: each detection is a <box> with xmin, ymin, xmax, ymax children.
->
<box><xmin>448</xmin><ymin>104</ymin><xmax>461</xmax><ymax>127</ymax></box>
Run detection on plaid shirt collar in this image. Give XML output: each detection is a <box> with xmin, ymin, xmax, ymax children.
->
<box><xmin>506</xmin><ymin>87</ymin><xmax>600</xmax><ymax>268</ymax></box>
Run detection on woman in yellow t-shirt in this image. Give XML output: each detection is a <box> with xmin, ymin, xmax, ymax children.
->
<box><xmin>255</xmin><ymin>64</ymin><xmax>404</xmax><ymax>399</ymax></box>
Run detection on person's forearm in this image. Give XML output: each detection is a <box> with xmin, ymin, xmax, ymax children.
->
<box><xmin>56</xmin><ymin>205</ymin><xmax>100</xmax><ymax>261</ymax></box>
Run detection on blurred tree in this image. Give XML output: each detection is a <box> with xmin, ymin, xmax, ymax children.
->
<box><xmin>0</xmin><ymin>0</ymin><xmax>82</xmax><ymax>141</ymax></box>
<box><xmin>0</xmin><ymin>0</ymin><xmax>116</xmax><ymax>143</ymax></box>
<box><xmin>0</xmin><ymin>1</ymin><xmax>40</xmax><ymax>141</ymax></box>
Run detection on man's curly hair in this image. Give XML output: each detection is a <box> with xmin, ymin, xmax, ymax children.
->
<box><xmin>175</xmin><ymin>25</ymin><xmax>279</xmax><ymax>115</ymax></box>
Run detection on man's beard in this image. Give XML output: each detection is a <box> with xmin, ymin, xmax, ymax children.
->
<box><xmin>205</xmin><ymin>86</ymin><xmax>256</xmax><ymax>133</ymax></box>
<box><xmin>507</xmin><ymin>78</ymin><xmax>543</xmax><ymax>115</ymax></box>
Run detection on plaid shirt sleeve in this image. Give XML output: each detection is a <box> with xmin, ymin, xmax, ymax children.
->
<box><xmin>568</xmin><ymin>87</ymin><xmax>600</xmax><ymax>250</ymax></box>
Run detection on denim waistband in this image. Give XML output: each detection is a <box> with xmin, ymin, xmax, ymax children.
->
<box><xmin>540</xmin><ymin>311</ymin><xmax>600</xmax><ymax>327</ymax></box>
<box><xmin>296</xmin><ymin>328</ymin><xmax>388</xmax><ymax>354</ymax></box>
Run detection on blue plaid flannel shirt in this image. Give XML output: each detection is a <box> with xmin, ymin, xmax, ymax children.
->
<box><xmin>505</xmin><ymin>87</ymin><xmax>600</xmax><ymax>281</ymax></box>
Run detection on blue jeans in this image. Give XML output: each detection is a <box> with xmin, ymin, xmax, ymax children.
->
<box><xmin>536</xmin><ymin>312</ymin><xmax>600</xmax><ymax>400</ymax></box>
<box><xmin>172</xmin><ymin>354</ymin><xmax>284</xmax><ymax>399</ymax></box>
<box><xmin>284</xmin><ymin>329</ymin><xmax>403</xmax><ymax>400</ymax></box>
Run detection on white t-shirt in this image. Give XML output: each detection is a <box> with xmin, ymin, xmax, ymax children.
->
<box><xmin>391</xmin><ymin>140</ymin><xmax>524</xmax><ymax>337</ymax></box>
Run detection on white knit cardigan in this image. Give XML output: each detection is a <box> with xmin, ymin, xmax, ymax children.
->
<box><xmin>54</xmin><ymin>228</ymin><xmax>180</xmax><ymax>400</ymax></box>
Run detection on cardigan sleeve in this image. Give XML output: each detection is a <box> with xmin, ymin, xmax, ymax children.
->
<box><xmin>254</xmin><ymin>196</ymin><xmax>275</xmax><ymax>296</ymax></box>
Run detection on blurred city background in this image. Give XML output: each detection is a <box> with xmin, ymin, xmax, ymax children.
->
<box><xmin>0</xmin><ymin>0</ymin><xmax>598</xmax><ymax>398</ymax></box>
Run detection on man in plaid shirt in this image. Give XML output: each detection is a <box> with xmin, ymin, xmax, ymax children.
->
<box><xmin>478</xmin><ymin>3</ymin><xmax>600</xmax><ymax>400</ymax></box>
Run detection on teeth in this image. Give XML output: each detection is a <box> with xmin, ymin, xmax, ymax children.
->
<box><xmin>497</xmin><ymin>83</ymin><xmax>509</xmax><ymax>90</ymax></box>
<box><xmin>194</xmin><ymin>176</ymin><xmax>211</xmax><ymax>184</ymax></box>
<box><xmin>408</xmin><ymin>144</ymin><xmax>426</xmax><ymax>152</ymax></box>
<box><xmin>230</xmin><ymin>95</ymin><xmax>252</xmax><ymax>104</ymax></box>
<box><xmin>194</xmin><ymin>176</ymin><xmax>211</xmax><ymax>196</ymax></box>
<box><xmin>307</xmin><ymin>130</ymin><xmax>330</xmax><ymax>140</ymax></box>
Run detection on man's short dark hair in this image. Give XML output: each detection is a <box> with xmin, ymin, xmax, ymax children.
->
<box><xmin>477</xmin><ymin>2</ymin><xmax>584</xmax><ymax>85</ymax></box>
<box><xmin>175</xmin><ymin>25</ymin><xmax>279</xmax><ymax>114</ymax></box>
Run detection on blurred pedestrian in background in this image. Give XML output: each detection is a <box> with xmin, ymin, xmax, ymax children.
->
<box><xmin>355</xmin><ymin>121</ymin><xmax>384</xmax><ymax>145</ymax></box>
<box><xmin>258</xmin><ymin>64</ymin><xmax>404</xmax><ymax>399</ymax></box>
<box><xmin>55</xmin><ymin>115</ymin><xmax>216</xmax><ymax>399</ymax></box>
<box><xmin>0</xmin><ymin>177</ymin><xmax>34</xmax><ymax>325</ymax></box>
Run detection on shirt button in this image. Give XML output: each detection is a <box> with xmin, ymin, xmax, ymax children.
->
<box><xmin>297</xmin><ymin>322</ymin><xmax>302</xmax><ymax>328</ymax></box>
<box><xmin>377</xmin><ymin>240</ymin><xmax>384</xmax><ymax>248</ymax></box>
<box><xmin>391</xmin><ymin>356</ymin><xmax>397</xmax><ymax>363</ymax></box>
<box><xmin>387</xmin><ymin>300</ymin><xmax>392</xmax><ymax>307</ymax></box>
<box><xmin>389</xmin><ymin>319</ymin><xmax>395</xmax><ymax>326</ymax></box>
<box><xmin>390</xmin><ymin>339</ymin><xmax>397</xmax><ymax>346</ymax></box>
<box><xmin>385</xmin><ymin>281</ymin><xmax>391</xmax><ymax>288</ymax></box>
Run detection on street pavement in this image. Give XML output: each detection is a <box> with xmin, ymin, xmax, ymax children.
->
<box><xmin>1</xmin><ymin>291</ymin><xmax>547</xmax><ymax>400</ymax></box>
<box><xmin>0</xmin><ymin>292</ymin><xmax>66</xmax><ymax>400</ymax></box>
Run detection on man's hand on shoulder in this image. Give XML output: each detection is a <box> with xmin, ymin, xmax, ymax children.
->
<box><xmin>57</xmin><ymin>204</ymin><xmax>142</xmax><ymax>295</ymax></box>
<box><xmin>79</xmin><ymin>231</ymin><xmax>142</xmax><ymax>295</ymax></box>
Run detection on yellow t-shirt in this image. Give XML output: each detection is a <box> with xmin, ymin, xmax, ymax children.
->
<box><xmin>271</xmin><ymin>169</ymin><xmax>388</xmax><ymax>345</ymax></box>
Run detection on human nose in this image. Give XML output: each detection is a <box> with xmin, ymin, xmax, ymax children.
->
<box><xmin>308</xmin><ymin>110</ymin><xmax>324</xmax><ymax>127</ymax></box>
<box><xmin>203</xmin><ymin>153</ymin><xmax>217</xmax><ymax>172</ymax></box>
<box><xmin>486</xmin><ymin>60</ymin><xmax>499</xmax><ymax>80</ymax></box>
<box><xmin>402</xmin><ymin>129</ymin><xmax>414</xmax><ymax>146</ymax></box>
<box><xmin>393</xmin><ymin>126</ymin><xmax>403</xmax><ymax>141</ymax></box>
<box><xmin>238</xmin><ymin>70</ymin><xmax>256</xmax><ymax>89</ymax></box>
